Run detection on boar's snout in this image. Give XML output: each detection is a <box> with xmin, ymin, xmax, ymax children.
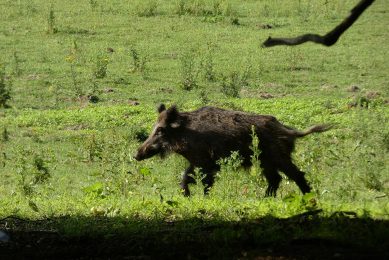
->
<box><xmin>134</xmin><ymin>142</ymin><xmax>161</xmax><ymax>161</ymax></box>
<box><xmin>134</xmin><ymin>147</ymin><xmax>148</xmax><ymax>161</ymax></box>
<box><xmin>134</xmin><ymin>152</ymin><xmax>143</xmax><ymax>161</ymax></box>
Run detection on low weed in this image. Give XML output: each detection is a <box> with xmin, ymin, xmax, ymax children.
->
<box><xmin>0</xmin><ymin>64</ymin><xmax>11</xmax><ymax>108</ymax></box>
<box><xmin>46</xmin><ymin>4</ymin><xmax>58</xmax><ymax>34</ymax></box>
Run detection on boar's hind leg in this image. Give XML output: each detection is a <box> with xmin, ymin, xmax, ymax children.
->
<box><xmin>181</xmin><ymin>165</ymin><xmax>196</xmax><ymax>197</ymax></box>
<box><xmin>261</xmin><ymin>160</ymin><xmax>282</xmax><ymax>197</ymax></box>
<box><xmin>279</xmin><ymin>160</ymin><xmax>311</xmax><ymax>194</ymax></box>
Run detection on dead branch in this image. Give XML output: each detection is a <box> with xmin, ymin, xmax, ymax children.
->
<box><xmin>262</xmin><ymin>0</ymin><xmax>375</xmax><ymax>47</ymax></box>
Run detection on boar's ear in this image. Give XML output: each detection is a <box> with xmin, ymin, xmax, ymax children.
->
<box><xmin>157</xmin><ymin>104</ymin><xmax>166</xmax><ymax>114</ymax></box>
<box><xmin>166</xmin><ymin>105</ymin><xmax>181</xmax><ymax>128</ymax></box>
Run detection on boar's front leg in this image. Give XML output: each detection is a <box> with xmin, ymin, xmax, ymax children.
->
<box><xmin>180</xmin><ymin>165</ymin><xmax>196</xmax><ymax>196</ymax></box>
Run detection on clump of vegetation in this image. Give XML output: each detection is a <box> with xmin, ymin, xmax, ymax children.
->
<box><xmin>230</xmin><ymin>16</ymin><xmax>240</xmax><ymax>25</ymax></box>
<box><xmin>221</xmin><ymin>71</ymin><xmax>241</xmax><ymax>98</ymax></box>
<box><xmin>12</xmin><ymin>51</ymin><xmax>21</xmax><ymax>77</ymax></box>
<box><xmin>180</xmin><ymin>51</ymin><xmax>199</xmax><ymax>90</ymax></box>
<box><xmin>198</xmin><ymin>90</ymin><xmax>210</xmax><ymax>105</ymax></box>
<box><xmin>1</xmin><ymin>128</ymin><xmax>9</xmax><ymax>142</ymax></box>
<box><xmin>174</xmin><ymin>0</ymin><xmax>206</xmax><ymax>16</ymax></box>
<box><xmin>0</xmin><ymin>64</ymin><xmax>11</xmax><ymax>108</ymax></box>
<box><xmin>15</xmin><ymin>148</ymin><xmax>51</xmax><ymax>212</ymax></box>
<box><xmin>220</xmin><ymin>63</ymin><xmax>251</xmax><ymax>98</ymax></box>
<box><xmin>84</xmin><ymin>133</ymin><xmax>103</xmax><ymax>162</ymax></box>
<box><xmin>174</xmin><ymin>0</ymin><xmax>235</xmax><ymax>17</ymax></box>
<box><xmin>200</xmin><ymin>43</ymin><xmax>216</xmax><ymax>82</ymax></box>
<box><xmin>174</xmin><ymin>0</ymin><xmax>187</xmax><ymax>15</ymax></box>
<box><xmin>129</xmin><ymin>47</ymin><xmax>148</xmax><ymax>78</ymax></box>
<box><xmin>135</xmin><ymin>0</ymin><xmax>158</xmax><ymax>17</ymax></box>
<box><xmin>93</xmin><ymin>52</ymin><xmax>109</xmax><ymax>79</ymax></box>
<box><xmin>65</xmin><ymin>52</ymin><xmax>83</xmax><ymax>97</ymax></box>
<box><xmin>89</xmin><ymin>0</ymin><xmax>98</xmax><ymax>11</ymax></box>
<box><xmin>46</xmin><ymin>4</ymin><xmax>58</xmax><ymax>34</ymax></box>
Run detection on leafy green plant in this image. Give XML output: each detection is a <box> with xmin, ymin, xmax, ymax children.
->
<box><xmin>216</xmin><ymin>151</ymin><xmax>243</xmax><ymax>199</ymax></box>
<box><xmin>218</xmin><ymin>151</ymin><xmax>243</xmax><ymax>173</ymax></box>
<box><xmin>249</xmin><ymin>125</ymin><xmax>261</xmax><ymax>177</ymax></box>
<box><xmin>283</xmin><ymin>192</ymin><xmax>318</xmax><ymax>213</ymax></box>
<box><xmin>83</xmin><ymin>182</ymin><xmax>106</xmax><ymax>200</ymax></box>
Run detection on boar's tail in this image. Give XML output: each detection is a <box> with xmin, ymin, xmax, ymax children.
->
<box><xmin>293</xmin><ymin>124</ymin><xmax>334</xmax><ymax>138</ymax></box>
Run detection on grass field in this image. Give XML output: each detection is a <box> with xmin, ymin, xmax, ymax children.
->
<box><xmin>0</xmin><ymin>0</ymin><xmax>388</xmax><ymax>258</ymax></box>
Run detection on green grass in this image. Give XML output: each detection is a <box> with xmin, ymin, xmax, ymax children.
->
<box><xmin>0</xmin><ymin>0</ymin><xmax>388</xmax><ymax>257</ymax></box>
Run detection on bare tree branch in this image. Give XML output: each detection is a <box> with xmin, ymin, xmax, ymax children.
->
<box><xmin>262</xmin><ymin>0</ymin><xmax>375</xmax><ymax>47</ymax></box>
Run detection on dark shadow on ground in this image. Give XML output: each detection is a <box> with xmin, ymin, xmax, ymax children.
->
<box><xmin>1</xmin><ymin>210</ymin><xmax>388</xmax><ymax>259</ymax></box>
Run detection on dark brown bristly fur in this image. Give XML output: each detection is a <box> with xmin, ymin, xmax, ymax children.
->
<box><xmin>135</xmin><ymin>105</ymin><xmax>332</xmax><ymax>197</ymax></box>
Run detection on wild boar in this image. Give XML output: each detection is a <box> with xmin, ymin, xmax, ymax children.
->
<box><xmin>135</xmin><ymin>104</ymin><xmax>332</xmax><ymax>197</ymax></box>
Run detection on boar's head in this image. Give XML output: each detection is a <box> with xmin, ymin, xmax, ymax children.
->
<box><xmin>134</xmin><ymin>104</ymin><xmax>182</xmax><ymax>161</ymax></box>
